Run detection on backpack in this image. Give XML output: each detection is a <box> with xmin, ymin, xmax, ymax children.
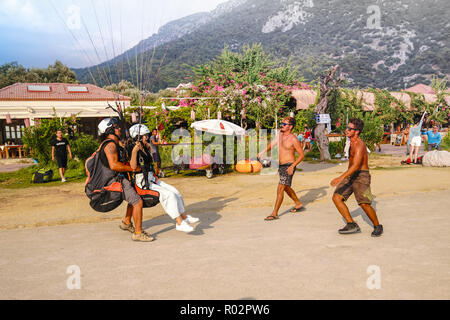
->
<box><xmin>85</xmin><ymin>140</ymin><xmax>124</xmax><ymax>213</ymax></box>
<box><xmin>32</xmin><ymin>169</ymin><xmax>53</xmax><ymax>184</ymax></box>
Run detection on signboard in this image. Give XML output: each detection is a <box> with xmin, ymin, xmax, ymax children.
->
<box><xmin>315</xmin><ymin>114</ymin><xmax>331</xmax><ymax>124</ymax></box>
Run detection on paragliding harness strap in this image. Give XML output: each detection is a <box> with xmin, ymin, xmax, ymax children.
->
<box><xmin>132</xmin><ymin>151</ymin><xmax>160</xmax><ymax>208</ymax></box>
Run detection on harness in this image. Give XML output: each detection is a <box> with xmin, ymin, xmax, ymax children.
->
<box><xmin>85</xmin><ymin>139</ymin><xmax>124</xmax><ymax>213</ymax></box>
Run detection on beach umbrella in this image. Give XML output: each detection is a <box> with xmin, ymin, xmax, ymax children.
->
<box><xmin>191</xmin><ymin>120</ymin><xmax>245</xmax><ymax>136</ymax></box>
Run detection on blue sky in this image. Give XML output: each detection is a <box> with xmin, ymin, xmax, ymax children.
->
<box><xmin>0</xmin><ymin>0</ymin><xmax>228</xmax><ymax>68</ymax></box>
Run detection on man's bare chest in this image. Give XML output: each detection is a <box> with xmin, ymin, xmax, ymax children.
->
<box><xmin>279</xmin><ymin>137</ymin><xmax>294</xmax><ymax>151</ymax></box>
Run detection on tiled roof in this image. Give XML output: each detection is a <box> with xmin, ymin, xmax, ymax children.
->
<box><xmin>0</xmin><ymin>83</ymin><xmax>131</xmax><ymax>101</ymax></box>
<box><xmin>405</xmin><ymin>84</ymin><xmax>436</xmax><ymax>94</ymax></box>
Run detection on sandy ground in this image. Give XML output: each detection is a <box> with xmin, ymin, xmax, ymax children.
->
<box><xmin>0</xmin><ymin>155</ymin><xmax>449</xmax><ymax>299</ymax></box>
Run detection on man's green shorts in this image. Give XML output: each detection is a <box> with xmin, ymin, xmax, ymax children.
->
<box><xmin>334</xmin><ymin>170</ymin><xmax>373</xmax><ymax>205</ymax></box>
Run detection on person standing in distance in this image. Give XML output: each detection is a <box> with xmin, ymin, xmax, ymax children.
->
<box><xmin>52</xmin><ymin>129</ymin><xmax>72</xmax><ymax>182</ymax></box>
<box><xmin>423</xmin><ymin>125</ymin><xmax>442</xmax><ymax>151</ymax></box>
<box><xmin>331</xmin><ymin>118</ymin><xmax>383</xmax><ymax>237</ymax></box>
<box><xmin>150</xmin><ymin>129</ymin><xmax>163</xmax><ymax>176</ymax></box>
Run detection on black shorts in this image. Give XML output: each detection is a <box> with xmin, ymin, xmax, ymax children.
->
<box><xmin>279</xmin><ymin>163</ymin><xmax>295</xmax><ymax>187</ymax></box>
<box><xmin>56</xmin><ymin>155</ymin><xmax>68</xmax><ymax>169</ymax></box>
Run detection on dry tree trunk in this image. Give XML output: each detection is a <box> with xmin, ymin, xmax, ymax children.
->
<box><xmin>314</xmin><ymin>65</ymin><xmax>344</xmax><ymax>162</ymax></box>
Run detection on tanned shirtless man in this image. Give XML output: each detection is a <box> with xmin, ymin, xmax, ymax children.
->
<box><xmin>98</xmin><ymin>118</ymin><xmax>154</xmax><ymax>242</ymax></box>
<box><xmin>258</xmin><ymin>117</ymin><xmax>305</xmax><ymax>221</ymax></box>
<box><xmin>331</xmin><ymin>118</ymin><xmax>383</xmax><ymax>237</ymax></box>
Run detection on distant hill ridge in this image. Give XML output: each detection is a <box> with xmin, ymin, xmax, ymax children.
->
<box><xmin>74</xmin><ymin>0</ymin><xmax>450</xmax><ymax>91</ymax></box>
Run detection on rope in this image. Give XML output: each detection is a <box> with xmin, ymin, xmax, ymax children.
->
<box><xmin>48</xmin><ymin>0</ymin><xmax>98</xmax><ymax>86</ymax></box>
<box><xmin>104</xmin><ymin>0</ymin><xmax>119</xmax><ymax>84</ymax></box>
<box><xmin>80</xmin><ymin>16</ymin><xmax>111</xmax><ymax>86</ymax></box>
<box><xmin>90</xmin><ymin>0</ymin><xmax>114</xmax><ymax>83</ymax></box>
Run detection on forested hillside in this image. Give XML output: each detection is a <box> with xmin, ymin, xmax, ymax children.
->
<box><xmin>74</xmin><ymin>0</ymin><xmax>450</xmax><ymax>91</ymax></box>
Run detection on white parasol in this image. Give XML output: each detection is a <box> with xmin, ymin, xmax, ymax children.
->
<box><xmin>191</xmin><ymin>120</ymin><xmax>246</xmax><ymax>136</ymax></box>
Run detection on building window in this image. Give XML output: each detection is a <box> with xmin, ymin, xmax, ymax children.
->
<box><xmin>3</xmin><ymin>122</ymin><xmax>25</xmax><ymax>144</ymax></box>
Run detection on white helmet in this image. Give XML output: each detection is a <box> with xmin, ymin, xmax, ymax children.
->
<box><xmin>130</xmin><ymin>124</ymin><xmax>151</xmax><ymax>139</ymax></box>
<box><xmin>98</xmin><ymin>118</ymin><xmax>119</xmax><ymax>135</ymax></box>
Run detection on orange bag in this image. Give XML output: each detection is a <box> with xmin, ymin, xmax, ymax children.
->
<box><xmin>235</xmin><ymin>160</ymin><xmax>263</xmax><ymax>173</ymax></box>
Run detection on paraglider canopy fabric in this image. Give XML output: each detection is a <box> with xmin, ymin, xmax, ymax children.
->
<box><xmin>191</xmin><ymin>120</ymin><xmax>245</xmax><ymax>136</ymax></box>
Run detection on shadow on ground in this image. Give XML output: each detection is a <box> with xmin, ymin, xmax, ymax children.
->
<box><xmin>278</xmin><ymin>186</ymin><xmax>328</xmax><ymax>217</ymax></box>
<box><xmin>143</xmin><ymin>196</ymin><xmax>238</xmax><ymax>237</ymax></box>
<box><xmin>339</xmin><ymin>195</ymin><xmax>379</xmax><ymax>228</ymax></box>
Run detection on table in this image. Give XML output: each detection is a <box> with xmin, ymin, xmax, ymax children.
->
<box><xmin>2</xmin><ymin>145</ymin><xmax>23</xmax><ymax>159</ymax></box>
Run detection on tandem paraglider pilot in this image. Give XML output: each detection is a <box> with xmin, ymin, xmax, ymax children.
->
<box><xmin>97</xmin><ymin>118</ymin><xmax>155</xmax><ymax>242</ymax></box>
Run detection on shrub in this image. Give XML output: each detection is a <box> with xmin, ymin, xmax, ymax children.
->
<box><xmin>441</xmin><ymin>132</ymin><xmax>450</xmax><ymax>151</ymax></box>
<box><xmin>329</xmin><ymin>139</ymin><xmax>346</xmax><ymax>158</ymax></box>
<box><xmin>359</xmin><ymin>113</ymin><xmax>384</xmax><ymax>151</ymax></box>
<box><xmin>70</xmin><ymin>133</ymin><xmax>100</xmax><ymax>162</ymax></box>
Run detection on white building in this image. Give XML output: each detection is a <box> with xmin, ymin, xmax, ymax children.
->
<box><xmin>0</xmin><ymin>83</ymin><xmax>130</xmax><ymax>144</ymax></box>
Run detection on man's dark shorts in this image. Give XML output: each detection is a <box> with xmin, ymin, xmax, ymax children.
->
<box><xmin>121</xmin><ymin>178</ymin><xmax>141</xmax><ymax>206</ymax></box>
<box><xmin>279</xmin><ymin>163</ymin><xmax>295</xmax><ymax>187</ymax></box>
<box><xmin>56</xmin><ymin>156</ymin><xmax>67</xmax><ymax>169</ymax></box>
<box><xmin>334</xmin><ymin>170</ymin><xmax>373</xmax><ymax>205</ymax></box>
<box><xmin>427</xmin><ymin>143</ymin><xmax>442</xmax><ymax>151</ymax></box>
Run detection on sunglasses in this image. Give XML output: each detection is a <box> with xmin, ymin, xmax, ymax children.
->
<box><xmin>281</xmin><ymin>122</ymin><xmax>292</xmax><ymax>127</ymax></box>
<box><xmin>346</xmin><ymin>126</ymin><xmax>357</xmax><ymax>131</ymax></box>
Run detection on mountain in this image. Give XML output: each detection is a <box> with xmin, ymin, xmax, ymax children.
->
<box><xmin>74</xmin><ymin>0</ymin><xmax>450</xmax><ymax>92</ymax></box>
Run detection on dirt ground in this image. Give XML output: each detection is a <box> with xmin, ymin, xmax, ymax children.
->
<box><xmin>0</xmin><ymin>155</ymin><xmax>449</xmax><ymax>299</ymax></box>
<box><xmin>0</xmin><ymin>155</ymin><xmax>429</xmax><ymax>230</ymax></box>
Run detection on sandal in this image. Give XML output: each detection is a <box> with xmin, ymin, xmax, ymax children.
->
<box><xmin>265</xmin><ymin>215</ymin><xmax>279</xmax><ymax>221</ymax></box>
<box><xmin>290</xmin><ymin>206</ymin><xmax>306</xmax><ymax>213</ymax></box>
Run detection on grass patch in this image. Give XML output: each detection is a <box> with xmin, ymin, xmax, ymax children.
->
<box><xmin>440</xmin><ymin>134</ymin><xmax>450</xmax><ymax>151</ymax></box>
<box><xmin>371</xmin><ymin>166</ymin><xmax>408</xmax><ymax>171</ymax></box>
<box><xmin>0</xmin><ymin>160</ymin><xmax>86</xmax><ymax>189</ymax></box>
<box><xmin>369</xmin><ymin>153</ymin><xmax>393</xmax><ymax>158</ymax></box>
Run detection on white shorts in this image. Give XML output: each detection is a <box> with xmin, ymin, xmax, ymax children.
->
<box><xmin>136</xmin><ymin>173</ymin><xmax>185</xmax><ymax>220</ymax></box>
<box><xmin>411</xmin><ymin>136</ymin><xmax>422</xmax><ymax>147</ymax></box>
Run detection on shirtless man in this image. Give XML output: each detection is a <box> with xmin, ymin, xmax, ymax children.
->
<box><xmin>98</xmin><ymin>118</ymin><xmax>154</xmax><ymax>242</ymax></box>
<box><xmin>331</xmin><ymin>118</ymin><xmax>383</xmax><ymax>237</ymax></box>
<box><xmin>258</xmin><ymin>117</ymin><xmax>305</xmax><ymax>221</ymax></box>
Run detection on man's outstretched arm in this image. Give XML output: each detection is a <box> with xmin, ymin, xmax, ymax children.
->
<box><xmin>258</xmin><ymin>134</ymin><xmax>279</xmax><ymax>159</ymax></box>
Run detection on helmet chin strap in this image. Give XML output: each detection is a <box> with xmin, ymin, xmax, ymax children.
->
<box><xmin>105</xmin><ymin>127</ymin><xmax>121</xmax><ymax>141</ymax></box>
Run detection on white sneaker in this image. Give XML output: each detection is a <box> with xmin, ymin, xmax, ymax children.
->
<box><xmin>61</xmin><ymin>178</ymin><xmax>66</xmax><ymax>183</ymax></box>
<box><xmin>176</xmin><ymin>220</ymin><xmax>194</xmax><ymax>233</ymax></box>
<box><xmin>185</xmin><ymin>215</ymin><xmax>199</xmax><ymax>224</ymax></box>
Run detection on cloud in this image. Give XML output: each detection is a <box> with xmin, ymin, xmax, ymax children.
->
<box><xmin>0</xmin><ymin>0</ymin><xmax>230</xmax><ymax>68</ymax></box>
<box><xmin>0</xmin><ymin>0</ymin><xmax>48</xmax><ymax>30</ymax></box>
